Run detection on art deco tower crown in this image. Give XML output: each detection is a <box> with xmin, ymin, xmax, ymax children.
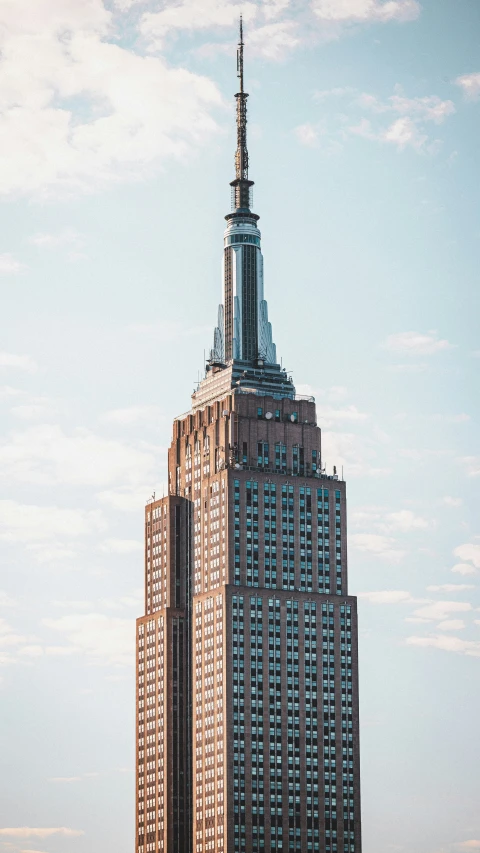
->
<box><xmin>203</xmin><ymin>19</ymin><xmax>294</xmax><ymax>409</ymax></box>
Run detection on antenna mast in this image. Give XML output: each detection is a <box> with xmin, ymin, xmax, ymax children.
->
<box><xmin>231</xmin><ymin>16</ymin><xmax>253</xmax><ymax>210</ymax></box>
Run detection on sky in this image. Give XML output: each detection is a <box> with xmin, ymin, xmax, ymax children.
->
<box><xmin>0</xmin><ymin>0</ymin><xmax>479</xmax><ymax>851</ymax></box>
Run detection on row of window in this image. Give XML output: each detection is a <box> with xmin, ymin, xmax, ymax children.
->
<box><xmin>234</xmin><ymin>481</ymin><xmax>344</xmax><ymax>594</ymax></box>
<box><xmin>230</xmin><ymin>596</ymin><xmax>357</xmax><ymax>853</ymax></box>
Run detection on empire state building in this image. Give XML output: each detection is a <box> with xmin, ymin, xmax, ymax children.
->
<box><xmin>135</xmin><ymin>20</ymin><xmax>362</xmax><ymax>853</ymax></box>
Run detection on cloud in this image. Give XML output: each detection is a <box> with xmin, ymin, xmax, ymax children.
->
<box><xmin>382</xmin><ymin>116</ymin><xmax>428</xmax><ymax>150</ymax></box>
<box><xmin>0</xmin><ymin>591</ymin><xmax>16</xmax><ymax>607</ymax></box>
<box><xmin>442</xmin><ymin>496</ymin><xmax>463</xmax><ymax>507</ymax></box>
<box><xmin>29</xmin><ymin>228</ymin><xmax>86</xmax><ymax>259</ymax></box>
<box><xmin>0</xmin><ymin>353</ymin><xmax>38</xmax><ymax>373</ymax></box>
<box><xmin>460</xmin><ymin>457</ymin><xmax>480</xmax><ymax>478</ymax></box>
<box><xmin>29</xmin><ymin>228</ymin><xmax>82</xmax><ymax>248</ymax></box>
<box><xmin>140</xmin><ymin>0</ymin><xmax>257</xmax><ymax>49</ymax></box>
<box><xmin>427</xmin><ymin>584</ymin><xmax>475</xmax><ymax>593</ymax></box>
<box><xmin>96</xmin><ymin>487</ymin><xmax>157</xmax><ymax>512</ymax></box>
<box><xmin>455</xmin><ymin>72</ymin><xmax>480</xmax><ymax>101</ymax></box>
<box><xmin>100</xmin><ymin>405</ymin><xmax>164</xmax><ymax>425</ymax></box>
<box><xmin>99</xmin><ymin>538</ymin><xmax>142</xmax><ymax>554</ymax></box>
<box><xmin>348</xmin><ymin>85</ymin><xmax>454</xmax><ymax>151</ymax></box>
<box><xmin>0</xmin><ymin>253</ymin><xmax>26</xmax><ymax>274</ymax></box>
<box><xmin>435</xmin><ymin>619</ymin><xmax>465</xmax><ymax>631</ymax></box>
<box><xmin>48</xmin><ymin>776</ymin><xmax>82</xmax><ymax>783</ymax></box>
<box><xmin>314</xmin><ymin>87</ymin><xmax>356</xmax><ymax>101</ymax></box>
<box><xmin>385</xmin><ymin>363</ymin><xmax>428</xmax><ymax>373</ymax></box>
<box><xmin>0</xmin><ymin>0</ymin><xmax>222</xmax><ymax>198</ymax></box>
<box><xmin>0</xmin><ymin>500</ymin><xmax>104</xmax><ymax>544</ymax></box>
<box><xmin>321</xmin><ymin>430</ymin><xmax>391</xmax><ymax>478</ymax></box>
<box><xmin>351</xmin><ymin>505</ymin><xmax>431</xmax><ymax>535</ymax></box>
<box><xmin>42</xmin><ymin>613</ymin><xmax>134</xmax><ymax>666</ymax></box>
<box><xmin>406</xmin><ymin>634</ymin><xmax>480</xmax><ymax>658</ymax></box>
<box><xmin>10</xmin><ymin>396</ymin><xmax>56</xmax><ymax>421</ymax></box>
<box><xmin>312</xmin><ymin>0</ymin><xmax>420</xmax><ymax>22</ymax></box>
<box><xmin>452</xmin><ymin>563</ymin><xmax>478</xmax><ymax>577</ymax></box>
<box><xmin>413</xmin><ymin>600</ymin><xmax>472</xmax><ymax>622</ymax></box>
<box><xmin>357</xmin><ymin>590</ymin><xmax>413</xmax><ymax>604</ymax></box>
<box><xmin>351</xmin><ymin>533</ymin><xmax>405</xmax><ymax>562</ymax></box>
<box><xmin>454</xmin><ymin>544</ymin><xmax>480</xmax><ymax>569</ymax></box>
<box><xmin>318</xmin><ymin>405</ymin><xmax>368</xmax><ymax>427</ymax></box>
<box><xmin>0</xmin><ymin>617</ymin><xmax>35</xmax><ymax>666</ymax></box>
<box><xmin>385</xmin><ymin>510</ymin><xmax>430</xmax><ymax>531</ymax></box>
<box><xmin>0</xmin><ymin>828</ymin><xmax>83</xmax><ymax>838</ymax></box>
<box><xmin>0</xmin><ymin>425</ymin><xmax>157</xmax><ymax>487</ymax></box>
<box><xmin>382</xmin><ymin>331</ymin><xmax>454</xmax><ymax>355</ymax></box>
<box><xmin>358</xmin><ymin>89</ymin><xmax>455</xmax><ymax>123</ymax></box>
<box><xmin>248</xmin><ymin>20</ymin><xmax>300</xmax><ymax>60</ymax></box>
<box><xmin>294</xmin><ymin>123</ymin><xmax>320</xmax><ymax>148</ymax></box>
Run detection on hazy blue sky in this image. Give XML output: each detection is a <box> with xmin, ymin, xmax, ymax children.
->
<box><xmin>0</xmin><ymin>1</ymin><xmax>479</xmax><ymax>852</ymax></box>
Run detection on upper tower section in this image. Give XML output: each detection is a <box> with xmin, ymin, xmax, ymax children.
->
<box><xmin>230</xmin><ymin>17</ymin><xmax>254</xmax><ymax>214</ymax></box>
<box><xmin>197</xmin><ymin>20</ymin><xmax>294</xmax><ymax>410</ymax></box>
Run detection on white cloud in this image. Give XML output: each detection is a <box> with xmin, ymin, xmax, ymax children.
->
<box><xmin>0</xmin><ymin>353</ymin><xmax>37</xmax><ymax>373</ymax></box>
<box><xmin>349</xmin><ymin>85</ymin><xmax>454</xmax><ymax>151</ymax></box>
<box><xmin>406</xmin><ymin>634</ymin><xmax>480</xmax><ymax>658</ymax></box>
<box><xmin>382</xmin><ymin>331</ymin><xmax>454</xmax><ymax>355</ymax></box>
<box><xmin>100</xmin><ymin>405</ymin><xmax>164</xmax><ymax>425</ymax></box>
<box><xmin>0</xmin><ymin>500</ymin><xmax>104</xmax><ymax>544</ymax></box>
<box><xmin>427</xmin><ymin>584</ymin><xmax>475</xmax><ymax>593</ymax></box>
<box><xmin>314</xmin><ymin>87</ymin><xmax>356</xmax><ymax>101</ymax></box>
<box><xmin>321</xmin><ymin>430</ymin><xmax>391</xmax><ymax>478</ymax></box>
<box><xmin>0</xmin><ymin>425</ymin><xmax>157</xmax><ymax>486</ymax></box>
<box><xmin>0</xmin><ymin>828</ymin><xmax>83</xmax><ymax>838</ymax></box>
<box><xmin>351</xmin><ymin>533</ymin><xmax>405</xmax><ymax>562</ymax></box>
<box><xmin>99</xmin><ymin>538</ymin><xmax>142</xmax><ymax>554</ymax></box>
<box><xmin>455</xmin><ymin>72</ymin><xmax>480</xmax><ymax>101</ymax></box>
<box><xmin>0</xmin><ymin>385</ymin><xmax>22</xmax><ymax>400</ymax></box>
<box><xmin>0</xmin><ymin>591</ymin><xmax>16</xmax><ymax>607</ymax></box>
<box><xmin>96</xmin><ymin>487</ymin><xmax>157</xmax><ymax>512</ymax></box>
<box><xmin>0</xmin><ymin>0</ymin><xmax>222</xmax><ymax>197</ymax></box>
<box><xmin>140</xmin><ymin>0</ymin><xmax>258</xmax><ymax>49</ymax></box>
<box><xmin>385</xmin><ymin>510</ymin><xmax>430</xmax><ymax>531</ymax></box>
<box><xmin>0</xmin><ymin>617</ymin><xmax>34</xmax><ymax>666</ymax></box>
<box><xmin>0</xmin><ymin>253</ymin><xmax>26</xmax><ymax>274</ymax></box>
<box><xmin>442</xmin><ymin>496</ymin><xmax>463</xmax><ymax>507</ymax></box>
<box><xmin>359</xmin><ymin>88</ymin><xmax>455</xmax><ymax>124</ymax></box>
<box><xmin>294</xmin><ymin>123</ymin><xmax>320</xmax><ymax>147</ymax></box>
<box><xmin>19</xmin><ymin>644</ymin><xmax>44</xmax><ymax>658</ymax></box>
<box><xmin>351</xmin><ymin>505</ymin><xmax>431</xmax><ymax>534</ymax></box>
<box><xmin>312</xmin><ymin>0</ymin><xmax>420</xmax><ymax>23</ymax></box>
<box><xmin>318</xmin><ymin>405</ymin><xmax>368</xmax><ymax>427</ymax></box>
<box><xmin>357</xmin><ymin>590</ymin><xmax>413</xmax><ymax>604</ymax></box>
<box><xmin>452</xmin><ymin>563</ymin><xmax>478</xmax><ymax>577</ymax></box>
<box><xmin>386</xmin><ymin>362</ymin><xmax>428</xmax><ymax>373</ymax></box>
<box><xmin>11</xmin><ymin>397</ymin><xmax>56</xmax><ymax>420</ymax></box>
<box><xmin>42</xmin><ymin>613</ymin><xmax>134</xmax><ymax>666</ymax></box>
<box><xmin>382</xmin><ymin>116</ymin><xmax>428</xmax><ymax>150</ymax></box>
<box><xmin>413</xmin><ymin>600</ymin><xmax>472</xmax><ymax>622</ymax></box>
<box><xmin>49</xmin><ymin>776</ymin><xmax>82</xmax><ymax>783</ymax></box>
<box><xmin>436</xmin><ymin>619</ymin><xmax>465</xmax><ymax>631</ymax></box>
<box><xmin>29</xmin><ymin>228</ymin><xmax>86</xmax><ymax>259</ymax></box>
<box><xmin>460</xmin><ymin>456</ymin><xmax>480</xmax><ymax>477</ymax></box>
<box><xmin>248</xmin><ymin>20</ymin><xmax>300</xmax><ymax>60</ymax></box>
<box><xmin>454</xmin><ymin>543</ymin><xmax>480</xmax><ymax>569</ymax></box>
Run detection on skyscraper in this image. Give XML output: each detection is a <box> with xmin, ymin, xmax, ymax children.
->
<box><xmin>135</xmin><ymin>20</ymin><xmax>362</xmax><ymax>853</ymax></box>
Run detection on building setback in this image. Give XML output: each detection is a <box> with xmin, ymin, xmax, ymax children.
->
<box><xmin>135</xmin><ymin>20</ymin><xmax>362</xmax><ymax>853</ymax></box>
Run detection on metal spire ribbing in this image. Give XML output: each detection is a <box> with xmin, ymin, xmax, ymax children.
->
<box><xmin>231</xmin><ymin>16</ymin><xmax>253</xmax><ymax>210</ymax></box>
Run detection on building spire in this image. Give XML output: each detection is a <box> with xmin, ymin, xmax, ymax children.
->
<box><xmin>231</xmin><ymin>16</ymin><xmax>253</xmax><ymax>211</ymax></box>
